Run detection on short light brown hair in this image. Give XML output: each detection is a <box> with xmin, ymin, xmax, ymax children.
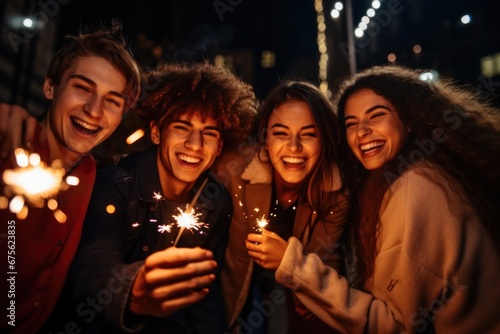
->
<box><xmin>46</xmin><ymin>20</ymin><xmax>141</xmax><ymax>113</ymax></box>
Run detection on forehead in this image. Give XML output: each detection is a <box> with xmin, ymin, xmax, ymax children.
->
<box><xmin>175</xmin><ymin>111</ymin><xmax>220</xmax><ymax>127</ymax></box>
<box><xmin>61</xmin><ymin>56</ymin><xmax>126</xmax><ymax>90</ymax></box>
<box><xmin>269</xmin><ymin>100</ymin><xmax>315</xmax><ymax>125</ymax></box>
<box><xmin>344</xmin><ymin>89</ymin><xmax>393</xmax><ymax>116</ymax></box>
<box><xmin>63</xmin><ymin>56</ymin><xmax>116</xmax><ymax>74</ymax></box>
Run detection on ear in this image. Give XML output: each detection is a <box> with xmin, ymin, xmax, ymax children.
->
<box><xmin>150</xmin><ymin>121</ymin><xmax>161</xmax><ymax>145</ymax></box>
<box><xmin>216</xmin><ymin>141</ymin><xmax>223</xmax><ymax>157</ymax></box>
<box><xmin>43</xmin><ymin>78</ymin><xmax>54</xmax><ymax>100</ymax></box>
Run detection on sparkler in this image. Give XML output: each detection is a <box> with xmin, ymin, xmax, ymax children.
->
<box><xmin>255</xmin><ymin>214</ymin><xmax>269</xmax><ymax>233</ymax></box>
<box><xmin>172</xmin><ymin>178</ymin><xmax>209</xmax><ymax>247</ymax></box>
<box><xmin>156</xmin><ymin>178</ymin><xmax>209</xmax><ymax>247</ymax></box>
<box><xmin>1</xmin><ymin>148</ymin><xmax>78</xmax><ymax>221</ymax></box>
<box><xmin>171</xmin><ymin>204</ymin><xmax>206</xmax><ymax>247</ymax></box>
<box><xmin>250</xmin><ymin>213</ymin><xmax>269</xmax><ymax>245</ymax></box>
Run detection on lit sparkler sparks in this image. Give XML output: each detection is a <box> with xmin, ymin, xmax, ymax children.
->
<box><xmin>170</xmin><ymin>204</ymin><xmax>208</xmax><ymax>246</ymax></box>
<box><xmin>156</xmin><ymin>178</ymin><xmax>209</xmax><ymax>247</ymax></box>
<box><xmin>254</xmin><ymin>214</ymin><xmax>269</xmax><ymax>233</ymax></box>
<box><xmin>158</xmin><ymin>224</ymin><xmax>172</xmax><ymax>233</ymax></box>
<box><xmin>1</xmin><ymin>148</ymin><xmax>78</xmax><ymax>221</ymax></box>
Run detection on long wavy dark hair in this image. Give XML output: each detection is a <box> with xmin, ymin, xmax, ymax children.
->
<box><xmin>257</xmin><ymin>80</ymin><xmax>344</xmax><ymax>219</ymax></box>
<box><xmin>333</xmin><ymin>65</ymin><xmax>500</xmax><ymax>285</ymax></box>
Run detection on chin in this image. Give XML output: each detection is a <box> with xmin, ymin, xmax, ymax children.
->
<box><xmin>362</xmin><ymin>162</ymin><xmax>383</xmax><ymax>171</ymax></box>
<box><xmin>283</xmin><ymin>177</ymin><xmax>305</xmax><ymax>185</ymax></box>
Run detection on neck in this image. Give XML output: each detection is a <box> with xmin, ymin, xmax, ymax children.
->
<box><xmin>156</xmin><ymin>161</ymin><xmax>194</xmax><ymax>203</ymax></box>
<box><xmin>161</xmin><ymin>183</ymin><xmax>192</xmax><ymax>202</ymax></box>
<box><xmin>274</xmin><ymin>176</ymin><xmax>300</xmax><ymax>209</ymax></box>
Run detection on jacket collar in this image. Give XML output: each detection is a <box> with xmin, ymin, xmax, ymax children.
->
<box><xmin>241</xmin><ymin>154</ymin><xmax>273</xmax><ymax>184</ymax></box>
<box><xmin>133</xmin><ymin>146</ymin><xmax>162</xmax><ymax>203</ymax></box>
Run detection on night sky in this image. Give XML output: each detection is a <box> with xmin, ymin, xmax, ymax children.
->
<box><xmin>55</xmin><ymin>0</ymin><xmax>321</xmax><ymax>99</ymax></box>
<box><xmin>52</xmin><ymin>0</ymin><xmax>500</xmax><ymax>100</ymax></box>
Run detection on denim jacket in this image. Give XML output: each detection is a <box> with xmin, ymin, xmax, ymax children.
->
<box><xmin>71</xmin><ymin>146</ymin><xmax>232</xmax><ymax>333</ymax></box>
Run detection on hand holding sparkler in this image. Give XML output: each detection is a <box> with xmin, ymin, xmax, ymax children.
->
<box><xmin>129</xmin><ymin>247</ymin><xmax>217</xmax><ymax>317</ymax></box>
<box><xmin>246</xmin><ymin>229</ymin><xmax>288</xmax><ymax>270</ymax></box>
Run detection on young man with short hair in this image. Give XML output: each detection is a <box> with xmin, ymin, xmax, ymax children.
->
<box><xmin>0</xmin><ymin>21</ymin><xmax>141</xmax><ymax>333</ymax></box>
<box><xmin>69</xmin><ymin>62</ymin><xmax>258</xmax><ymax>333</ymax></box>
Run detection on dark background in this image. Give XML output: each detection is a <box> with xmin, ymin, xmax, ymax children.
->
<box><xmin>53</xmin><ymin>0</ymin><xmax>500</xmax><ymax>98</ymax></box>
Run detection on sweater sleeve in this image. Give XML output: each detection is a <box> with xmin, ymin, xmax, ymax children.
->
<box><xmin>276</xmin><ymin>237</ymin><xmax>402</xmax><ymax>334</ymax></box>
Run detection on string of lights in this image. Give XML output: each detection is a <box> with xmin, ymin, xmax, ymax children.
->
<box><xmin>354</xmin><ymin>0</ymin><xmax>382</xmax><ymax>38</ymax></box>
<box><xmin>314</xmin><ymin>0</ymin><xmax>330</xmax><ymax>96</ymax></box>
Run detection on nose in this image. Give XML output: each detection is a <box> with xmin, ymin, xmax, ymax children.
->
<box><xmin>356</xmin><ymin>121</ymin><xmax>372</xmax><ymax>137</ymax></box>
<box><xmin>83</xmin><ymin>97</ymin><xmax>103</xmax><ymax>118</ymax></box>
<box><xmin>287</xmin><ymin>135</ymin><xmax>302</xmax><ymax>152</ymax></box>
<box><xmin>185</xmin><ymin>130</ymin><xmax>203</xmax><ymax>151</ymax></box>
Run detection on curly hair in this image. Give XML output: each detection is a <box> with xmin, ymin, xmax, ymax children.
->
<box><xmin>256</xmin><ymin>80</ymin><xmax>344</xmax><ymax>219</ymax></box>
<box><xmin>135</xmin><ymin>61</ymin><xmax>258</xmax><ymax>151</ymax></box>
<box><xmin>333</xmin><ymin>64</ymin><xmax>500</xmax><ymax>283</ymax></box>
<box><xmin>46</xmin><ymin>19</ymin><xmax>141</xmax><ymax>112</ymax></box>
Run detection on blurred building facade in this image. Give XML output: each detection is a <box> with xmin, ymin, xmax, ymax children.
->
<box><xmin>0</xmin><ymin>0</ymin><xmax>58</xmax><ymax>116</ymax></box>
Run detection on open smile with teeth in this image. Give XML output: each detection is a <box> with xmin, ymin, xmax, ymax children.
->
<box><xmin>282</xmin><ymin>156</ymin><xmax>306</xmax><ymax>167</ymax></box>
<box><xmin>178</xmin><ymin>153</ymin><xmax>201</xmax><ymax>165</ymax></box>
<box><xmin>360</xmin><ymin>141</ymin><xmax>385</xmax><ymax>155</ymax></box>
<box><xmin>71</xmin><ymin>117</ymin><xmax>101</xmax><ymax>135</ymax></box>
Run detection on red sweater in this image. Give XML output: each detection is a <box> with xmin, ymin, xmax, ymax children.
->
<box><xmin>0</xmin><ymin>126</ymin><xmax>96</xmax><ymax>333</ymax></box>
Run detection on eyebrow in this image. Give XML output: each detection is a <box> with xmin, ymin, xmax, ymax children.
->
<box><xmin>270</xmin><ymin>123</ymin><xmax>316</xmax><ymax>131</ymax></box>
<box><xmin>173</xmin><ymin>119</ymin><xmax>222</xmax><ymax>133</ymax></box>
<box><xmin>69</xmin><ymin>74</ymin><xmax>126</xmax><ymax>100</ymax></box>
<box><xmin>344</xmin><ymin>104</ymin><xmax>391</xmax><ymax>121</ymax></box>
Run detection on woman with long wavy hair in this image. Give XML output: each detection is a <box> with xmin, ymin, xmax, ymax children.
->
<box><xmin>273</xmin><ymin>65</ymin><xmax>500</xmax><ymax>333</ymax></box>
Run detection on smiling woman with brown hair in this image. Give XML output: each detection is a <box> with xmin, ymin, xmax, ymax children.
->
<box><xmin>218</xmin><ymin>80</ymin><xmax>349</xmax><ymax>334</ymax></box>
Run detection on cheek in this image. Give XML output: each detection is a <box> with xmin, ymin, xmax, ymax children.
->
<box><xmin>346</xmin><ymin>131</ymin><xmax>357</xmax><ymax>151</ymax></box>
<box><xmin>389</xmin><ymin>123</ymin><xmax>408</xmax><ymax>153</ymax></box>
<box><xmin>104</xmin><ymin>112</ymin><xmax>123</xmax><ymax>130</ymax></box>
<box><xmin>208</xmin><ymin>142</ymin><xmax>222</xmax><ymax>159</ymax></box>
<box><xmin>309</xmin><ymin>141</ymin><xmax>321</xmax><ymax>158</ymax></box>
<box><xmin>391</xmin><ymin>134</ymin><xmax>406</xmax><ymax>156</ymax></box>
<box><xmin>265</xmin><ymin>139</ymin><xmax>278</xmax><ymax>155</ymax></box>
<box><xmin>109</xmin><ymin>119</ymin><xmax>122</xmax><ymax>132</ymax></box>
